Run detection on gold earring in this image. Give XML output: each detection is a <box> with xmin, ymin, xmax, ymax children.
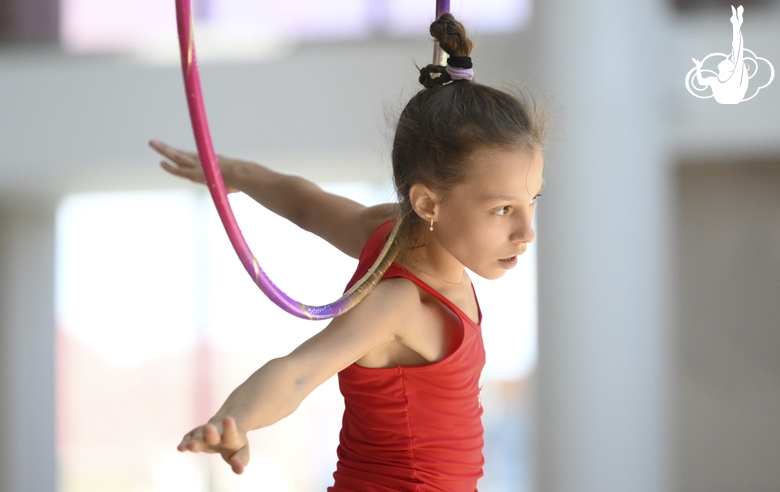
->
<box><xmin>430</xmin><ymin>218</ymin><xmax>434</xmax><ymax>232</ymax></box>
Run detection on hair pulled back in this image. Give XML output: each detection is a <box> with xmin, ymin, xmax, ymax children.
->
<box><xmin>391</xmin><ymin>14</ymin><xmax>547</xmax><ymax>266</ymax></box>
<box><xmin>418</xmin><ymin>13</ymin><xmax>474</xmax><ymax>88</ymax></box>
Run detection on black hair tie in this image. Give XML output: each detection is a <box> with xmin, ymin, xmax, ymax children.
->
<box><xmin>447</xmin><ymin>56</ymin><xmax>473</xmax><ymax>69</ymax></box>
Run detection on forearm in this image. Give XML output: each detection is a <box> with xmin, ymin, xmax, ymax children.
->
<box><xmin>210</xmin><ymin>357</ymin><xmax>306</xmax><ymax>432</ymax></box>
<box><xmin>219</xmin><ymin>155</ymin><xmax>389</xmax><ymax>258</ymax></box>
<box><xmin>223</xmin><ymin>159</ymin><xmax>315</xmax><ymax>227</ymax></box>
<box><xmin>220</xmin><ymin>159</ymin><xmax>386</xmax><ymax>258</ymax></box>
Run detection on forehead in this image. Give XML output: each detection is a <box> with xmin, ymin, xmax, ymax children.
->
<box><xmin>461</xmin><ymin>148</ymin><xmax>544</xmax><ymax>196</ymax></box>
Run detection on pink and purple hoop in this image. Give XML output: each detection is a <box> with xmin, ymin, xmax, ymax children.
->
<box><xmin>174</xmin><ymin>0</ymin><xmax>450</xmax><ymax>320</ymax></box>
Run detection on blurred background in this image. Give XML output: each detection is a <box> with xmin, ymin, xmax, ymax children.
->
<box><xmin>0</xmin><ymin>0</ymin><xmax>778</xmax><ymax>491</ymax></box>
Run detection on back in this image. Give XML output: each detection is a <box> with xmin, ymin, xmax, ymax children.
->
<box><xmin>329</xmin><ymin>219</ymin><xmax>486</xmax><ymax>492</ymax></box>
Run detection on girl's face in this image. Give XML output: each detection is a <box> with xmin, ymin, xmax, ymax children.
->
<box><xmin>434</xmin><ymin>148</ymin><xmax>544</xmax><ymax>280</ymax></box>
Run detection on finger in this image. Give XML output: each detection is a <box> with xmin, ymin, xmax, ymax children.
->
<box><xmin>187</xmin><ymin>439</ymin><xmax>208</xmax><ymax>453</ymax></box>
<box><xmin>151</xmin><ymin>141</ymin><xmax>198</xmax><ymax>167</ymax></box>
<box><xmin>178</xmin><ymin>432</ymin><xmax>193</xmax><ymax>452</ymax></box>
<box><xmin>187</xmin><ymin>427</ymin><xmax>213</xmax><ymax>453</ymax></box>
<box><xmin>229</xmin><ymin>446</ymin><xmax>250</xmax><ymax>475</ymax></box>
<box><xmin>173</xmin><ymin>148</ymin><xmax>200</xmax><ymax>167</ymax></box>
<box><xmin>221</xmin><ymin>417</ymin><xmax>242</xmax><ymax>447</ymax></box>
<box><xmin>160</xmin><ymin>160</ymin><xmax>191</xmax><ymax>178</ymax></box>
<box><xmin>203</xmin><ymin>422</ymin><xmax>222</xmax><ymax>447</ymax></box>
<box><xmin>160</xmin><ymin>160</ymin><xmax>185</xmax><ymax>175</ymax></box>
<box><xmin>149</xmin><ymin>140</ymin><xmax>177</xmax><ymax>159</ymax></box>
<box><xmin>179</xmin><ymin>427</ymin><xmax>204</xmax><ymax>452</ymax></box>
<box><xmin>160</xmin><ymin>161</ymin><xmax>206</xmax><ymax>184</ymax></box>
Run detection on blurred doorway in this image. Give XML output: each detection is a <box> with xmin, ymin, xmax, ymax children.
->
<box><xmin>674</xmin><ymin>160</ymin><xmax>780</xmax><ymax>492</ymax></box>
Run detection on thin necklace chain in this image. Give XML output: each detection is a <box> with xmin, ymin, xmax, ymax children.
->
<box><xmin>414</xmin><ymin>267</ymin><xmax>465</xmax><ymax>286</ymax></box>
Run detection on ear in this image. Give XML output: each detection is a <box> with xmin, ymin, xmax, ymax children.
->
<box><xmin>409</xmin><ymin>183</ymin><xmax>440</xmax><ymax>221</ymax></box>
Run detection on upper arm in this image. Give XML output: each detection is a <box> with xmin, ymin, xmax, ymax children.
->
<box><xmin>283</xmin><ymin>278</ymin><xmax>420</xmax><ymax>396</ymax></box>
<box><xmin>293</xmin><ymin>178</ymin><xmax>397</xmax><ymax>258</ymax></box>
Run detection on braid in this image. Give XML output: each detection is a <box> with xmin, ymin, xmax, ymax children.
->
<box><xmin>430</xmin><ymin>13</ymin><xmax>473</xmax><ymax>57</ymax></box>
<box><xmin>419</xmin><ymin>64</ymin><xmax>451</xmax><ymax>89</ymax></box>
<box><xmin>418</xmin><ymin>13</ymin><xmax>474</xmax><ymax>89</ymax></box>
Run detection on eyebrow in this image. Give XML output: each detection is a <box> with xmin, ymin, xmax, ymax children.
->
<box><xmin>479</xmin><ymin>180</ymin><xmax>545</xmax><ymax>202</ymax></box>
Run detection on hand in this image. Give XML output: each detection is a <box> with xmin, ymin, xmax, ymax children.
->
<box><xmin>178</xmin><ymin>416</ymin><xmax>250</xmax><ymax>474</ymax></box>
<box><xmin>692</xmin><ymin>58</ymin><xmax>702</xmax><ymax>68</ymax></box>
<box><xmin>150</xmin><ymin>140</ymin><xmax>240</xmax><ymax>193</ymax></box>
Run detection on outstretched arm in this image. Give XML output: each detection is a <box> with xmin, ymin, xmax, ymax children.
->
<box><xmin>178</xmin><ymin>277</ymin><xmax>419</xmax><ymax>473</ymax></box>
<box><xmin>151</xmin><ymin>140</ymin><xmax>396</xmax><ymax>258</ymax></box>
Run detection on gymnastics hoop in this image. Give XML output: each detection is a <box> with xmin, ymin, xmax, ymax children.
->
<box><xmin>174</xmin><ymin>0</ymin><xmax>450</xmax><ymax>320</ymax></box>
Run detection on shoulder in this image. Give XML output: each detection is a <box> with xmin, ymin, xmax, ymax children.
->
<box><xmin>352</xmin><ymin>275</ymin><xmax>464</xmax><ymax>367</ymax></box>
<box><xmin>345</xmin><ymin>276</ymin><xmax>423</xmax><ymax>332</ymax></box>
<box><xmin>328</xmin><ymin>274</ymin><xmax>432</xmax><ymax>359</ymax></box>
<box><xmin>283</xmin><ymin>276</ymin><xmax>425</xmax><ymax>390</ymax></box>
<box><xmin>344</xmin><ymin>276</ymin><xmax>436</xmax><ymax>368</ymax></box>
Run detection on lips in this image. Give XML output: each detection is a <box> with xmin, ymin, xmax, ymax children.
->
<box><xmin>497</xmin><ymin>255</ymin><xmax>518</xmax><ymax>269</ymax></box>
<box><xmin>500</xmin><ymin>246</ymin><xmax>526</xmax><ymax>260</ymax></box>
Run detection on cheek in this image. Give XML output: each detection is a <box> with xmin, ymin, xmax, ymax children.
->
<box><xmin>451</xmin><ymin>219</ymin><xmax>499</xmax><ymax>258</ymax></box>
<box><xmin>439</xmin><ymin>213</ymin><xmax>479</xmax><ymax>249</ymax></box>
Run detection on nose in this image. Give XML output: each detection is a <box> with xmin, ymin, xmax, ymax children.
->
<box><xmin>511</xmin><ymin>210</ymin><xmax>536</xmax><ymax>244</ymax></box>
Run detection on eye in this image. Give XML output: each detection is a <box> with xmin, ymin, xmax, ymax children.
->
<box><xmin>531</xmin><ymin>193</ymin><xmax>542</xmax><ymax>206</ymax></box>
<box><xmin>493</xmin><ymin>205</ymin><xmax>511</xmax><ymax>216</ymax></box>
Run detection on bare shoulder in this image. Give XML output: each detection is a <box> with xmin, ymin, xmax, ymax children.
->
<box><xmin>284</xmin><ymin>276</ymin><xmax>423</xmax><ymax>393</ymax></box>
<box><xmin>353</xmin><ymin>276</ymin><xmax>466</xmax><ymax>369</ymax></box>
<box><xmin>349</xmin><ymin>276</ymin><xmax>423</xmax><ymax>330</ymax></box>
<box><xmin>318</xmin><ymin>276</ymin><xmax>426</xmax><ymax>362</ymax></box>
<box><xmin>286</xmin><ymin>272</ymin><xmax>464</xmax><ymax>384</ymax></box>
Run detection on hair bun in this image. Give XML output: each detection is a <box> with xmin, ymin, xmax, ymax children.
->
<box><xmin>418</xmin><ymin>64</ymin><xmax>450</xmax><ymax>88</ymax></box>
<box><xmin>429</xmin><ymin>13</ymin><xmax>473</xmax><ymax>58</ymax></box>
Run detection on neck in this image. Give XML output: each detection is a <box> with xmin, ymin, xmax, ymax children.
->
<box><xmin>399</xmin><ymin>232</ymin><xmax>466</xmax><ymax>287</ymax></box>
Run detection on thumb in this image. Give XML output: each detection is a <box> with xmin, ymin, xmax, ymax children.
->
<box><xmin>228</xmin><ymin>446</ymin><xmax>250</xmax><ymax>475</ymax></box>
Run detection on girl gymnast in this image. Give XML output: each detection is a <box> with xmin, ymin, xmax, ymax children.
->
<box><xmin>151</xmin><ymin>13</ymin><xmax>546</xmax><ymax>491</ymax></box>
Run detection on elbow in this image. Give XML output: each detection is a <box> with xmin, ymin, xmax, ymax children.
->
<box><xmin>284</xmin><ymin>176</ymin><xmax>319</xmax><ymax>230</ymax></box>
<box><xmin>267</xmin><ymin>355</ymin><xmax>299</xmax><ymax>383</ymax></box>
<box><xmin>268</xmin><ymin>356</ymin><xmax>308</xmax><ymax>404</ymax></box>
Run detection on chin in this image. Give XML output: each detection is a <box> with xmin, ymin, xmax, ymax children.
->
<box><xmin>471</xmin><ymin>268</ymin><xmax>507</xmax><ymax>281</ymax></box>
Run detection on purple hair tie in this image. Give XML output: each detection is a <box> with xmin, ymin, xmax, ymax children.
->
<box><xmin>446</xmin><ymin>65</ymin><xmax>474</xmax><ymax>81</ymax></box>
<box><xmin>446</xmin><ymin>55</ymin><xmax>473</xmax><ymax>81</ymax></box>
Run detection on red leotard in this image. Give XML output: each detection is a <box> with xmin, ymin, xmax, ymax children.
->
<box><xmin>328</xmin><ymin>219</ymin><xmax>486</xmax><ymax>492</ymax></box>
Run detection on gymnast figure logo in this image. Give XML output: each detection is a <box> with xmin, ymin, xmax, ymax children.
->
<box><xmin>685</xmin><ymin>5</ymin><xmax>774</xmax><ymax>104</ymax></box>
